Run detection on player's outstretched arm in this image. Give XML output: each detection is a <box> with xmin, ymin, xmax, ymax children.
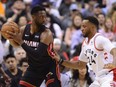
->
<box><xmin>50</xmin><ymin>51</ymin><xmax>87</xmax><ymax>70</ymax></box>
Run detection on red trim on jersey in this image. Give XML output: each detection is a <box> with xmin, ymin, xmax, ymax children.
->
<box><xmin>47</xmin><ymin>43</ymin><xmax>61</xmax><ymax>86</ymax></box>
<box><xmin>19</xmin><ymin>80</ymin><xmax>36</xmax><ymax>87</ymax></box>
<box><xmin>62</xmin><ymin>52</ymin><xmax>69</xmax><ymax>60</ymax></box>
<box><xmin>46</xmin><ymin>79</ymin><xmax>54</xmax><ymax>86</ymax></box>
<box><xmin>47</xmin><ymin>43</ymin><xmax>55</xmax><ymax>57</ymax></box>
<box><xmin>109</xmin><ymin>68</ymin><xmax>116</xmax><ymax>82</ymax></box>
<box><xmin>82</xmin><ymin>38</ymin><xmax>86</xmax><ymax>46</ymax></box>
<box><xmin>94</xmin><ymin>34</ymin><xmax>104</xmax><ymax>51</ymax></box>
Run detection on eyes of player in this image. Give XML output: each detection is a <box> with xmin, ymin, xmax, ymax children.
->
<box><xmin>81</xmin><ymin>25</ymin><xmax>87</xmax><ymax>28</ymax></box>
<box><xmin>37</xmin><ymin>11</ymin><xmax>46</xmax><ymax>18</ymax></box>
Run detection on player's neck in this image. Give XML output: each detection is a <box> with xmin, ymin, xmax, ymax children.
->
<box><xmin>31</xmin><ymin>23</ymin><xmax>39</xmax><ymax>34</ymax></box>
<box><xmin>88</xmin><ymin>31</ymin><xmax>96</xmax><ymax>43</ymax></box>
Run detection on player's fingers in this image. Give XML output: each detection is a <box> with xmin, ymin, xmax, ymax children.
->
<box><xmin>6</xmin><ymin>31</ymin><xmax>16</xmax><ymax>37</ymax></box>
<box><xmin>104</xmin><ymin>63</ymin><xmax>115</xmax><ymax>69</ymax></box>
<box><xmin>11</xmin><ymin>25</ymin><xmax>20</xmax><ymax>33</ymax></box>
<box><xmin>9</xmin><ymin>22</ymin><xmax>19</xmax><ymax>29</ymax></box>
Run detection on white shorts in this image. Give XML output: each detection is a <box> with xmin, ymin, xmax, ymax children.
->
<box><xmin>89</xmin><ymin>69</ymin><xmax>114</xmax><ymax>87</ymax></box>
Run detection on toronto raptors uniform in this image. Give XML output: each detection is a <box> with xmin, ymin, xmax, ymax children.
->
<box><xmin>79</xmin><ymin>33</ymin><xmax>115</xmax><ymax>87</ymax></box>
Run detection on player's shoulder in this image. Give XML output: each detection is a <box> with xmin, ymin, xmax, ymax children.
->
<box><xmin>43</xmin><ymin>28</ymin><xmax>52</xmax><ymax>35</ymax></box>
<box><xmin>95</xmin><ymin>33</ymin><xmax>107</xmax><ymax>40</ymax></box>
<box><xmin>40</xmin><ymin>28</ymin><xmax>53</xmax><ymax>43</ymax></box>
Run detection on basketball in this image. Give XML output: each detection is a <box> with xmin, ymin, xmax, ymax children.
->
<box><xmin>1</xmin><ymin>22</ymin><xmax>20</xmax><ymax>39</ymax></box>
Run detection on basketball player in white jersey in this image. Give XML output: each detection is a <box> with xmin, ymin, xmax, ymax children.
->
<box><xmin>49</xmin><ymin>16</ymin><xmax>116</xmax><ymax>87</ymax></box>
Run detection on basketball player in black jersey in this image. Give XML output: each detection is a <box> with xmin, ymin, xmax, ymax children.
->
<box><xmin>6</xmin><ymin>5</ymin><xmax>61</xmax><ymax>87</ymax></box>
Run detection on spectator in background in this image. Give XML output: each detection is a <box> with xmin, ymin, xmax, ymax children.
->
<box><xmin>14</xmin><ymin>47</ymin><xmax>26</xmax><ymax>65</ymax></box>
<box><xmin>19</xmin><ymin>58</ymin><xmax>28</xmax><ymax>76</ymax></box>
<box><xmin>53</xmin><ymin>38</ymin><xmax>69</xmax><ymax>62</ymax></box>
<box><xmin>23</xmin><ymin>0</ymin><xmax>32</xmax><ymax>22</ymax></box>
<box><xmin>18</xmin><ymin>16</ymin><xmax>28</xmax><ymax>28</ymax></box>
<box><xmin>0</xmin><ymin>34</ymin><xmax>11</xmax><ymax>84</ymax></box>
<box><xmin>99</xmin><ymin>17</ymin><xmax>114</xmax><ymax>41</ymax></box>
<box><xmin>58</xmin><ymin>0</ymin><xmax>73</xmax><ymax>17</ymax></box>
<box><xmin>42</xmin><ymin>2</ymin><xmax>61</xmax><ymax>19</ymax></box>
<box><xmin>5</xmin><ymin>0</ymin><xmax>26</xmax><ymax>23</ymax></box>
<box><xmin>61</xmin><ymin>3</ymin><xmax>81</xmax><ymax>30</ymax></box>
<box><xmin>0</xmin><ymin>1</ymin><xmax>6</xmax><ymax>28</ymax></box>
<box><xmin>69</xmin><ymin>65</ymin><xmax>93</xmax><ymax>87</ymax></box>
<box><xmin>64</xmin><ymin>14</ymin><xmax>83</xmax><ymax>57</ymax></box>
<box><xmin>97</xmin><ymin>13</ymin><xmax>106</xmax><ymax>30</ymax></box>
<box><xmin>108</xmin><ymin>2</ymin><xmax>116</xmax><ymax>41</ymax></box>
<box><xmin>81</xmin><ymin>0</ymin><xmax>96</xmax><ymax>18</ymax></box>
<box><xmin>4</xmin><ymin>54</ymin><xmax>22</xmax><ymax>87</ymax></box>
<box><xmin>70</xmin><ymin>14</ymin><xmax>83</xmax><ymax>54</ymax></box>
<box><xmin>42</xmin><ymin>2</ymin><xmax>65</xmax><ymax>31</ymax></box>
<box><xmin>31</xmin><ymin>0</ymin><xmax>49</xmax><ymax>7</ymax></box>
<box><xmin>45</xmin><ymin>15</ymin><xmax>63</xmax><ymax>40</ymax></box>
<box><xmin>93</xmin><ymin>3</ymin><xmax>104</xmax><ymax>17</ymax></box>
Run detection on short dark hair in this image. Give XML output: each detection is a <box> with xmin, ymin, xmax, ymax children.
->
<box><xmin>31</xmin><ymin>5</ymin><xmax>46</xmax><ymax>15</ymax></box>
<box><xmin>4</xmin><ymin>54</ymin><xmax>16</xmax><ymax>62</ymax></box>
<box><xmin>96</xmin><ymin>13</ymin><xmax>105</xmax><ymax>18</ymax></box>
<box><xmin>19</xmin><ymin>58</ymin><xmax>28</xmax><ymax>67</ymax></box>
<box><xmin>85</xmin><ymin>16</ymin><xmax>99</xmax><ymax>28</ymax></box>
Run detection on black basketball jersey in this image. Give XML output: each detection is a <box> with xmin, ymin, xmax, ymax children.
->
<box><xmin>22</xmin><ymin>24</ymin><xmax>54</xmax><ymax>72</ymax></box>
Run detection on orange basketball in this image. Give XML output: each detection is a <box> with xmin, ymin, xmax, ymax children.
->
<box><xmin>1</xmin><ymin>22</ymin><xmax>20</xmax><ymax>39</ymax></box>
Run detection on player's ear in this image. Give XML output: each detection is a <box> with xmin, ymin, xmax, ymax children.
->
<box><xmin>91</xmin><ymin>24</ymin><xmax>95</xmax><ymax>29</ymax></box>
<box><xmin>32</xmin><ymin>15</ymin><xmax>35</xmax><ymax>19</ymax></box>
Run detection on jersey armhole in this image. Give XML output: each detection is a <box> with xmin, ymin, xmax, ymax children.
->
<box><xmin>94</xmin><ymin>34</ymin><xmax>104</xmax><ymax>51</ymax></box>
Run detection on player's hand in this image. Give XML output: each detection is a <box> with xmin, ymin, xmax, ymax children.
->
<box><xmin>6</xmin><ymin>30</ymin><xmax>23</xmax><ymax>45</ymax></box>
<box><xmin>6</xmin><ymin>23</ymin><xmax>23</xmax><ymax>45</ymax></box>
<box><xmin>103</xmin><ymin>63</ymin><xmax>115</xmax><ymax>69</ymax></box>
<box><xmin>48</xmin><ymin>49</ymin><xmax>60</xmax><ymax>62</ymax></box>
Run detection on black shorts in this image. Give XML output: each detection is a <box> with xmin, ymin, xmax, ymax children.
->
<box><xmin>45</xmin><ymin>62</ymin><xmax>61</xmax><ymax>87</ymax></box>
<box><xmin>19</xmin><ymin>62</ymin><xmax>61</xmax><ymax>87</ymax></box>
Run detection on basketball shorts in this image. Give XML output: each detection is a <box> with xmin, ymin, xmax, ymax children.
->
<box><xmin>89</xmin><ymin>68</ymin><xmax>116</xmax><ymax>87</ymax></box>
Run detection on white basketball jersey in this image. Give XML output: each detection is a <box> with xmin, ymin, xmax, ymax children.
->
<box><xmin>79</xmin><ymin>33</ymin><xmax>114</xmax><ymax>75</ymax></box>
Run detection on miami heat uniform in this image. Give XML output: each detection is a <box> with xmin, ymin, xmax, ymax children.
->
<box><xmin>19</xmin><ymin>24</ymin><xmax>61</xmax><ymax>87</ymax></box>
<box><xmin>79</xmin><ymin>33</ymin><xmax>116</xmax><ymax>87</ymax></box>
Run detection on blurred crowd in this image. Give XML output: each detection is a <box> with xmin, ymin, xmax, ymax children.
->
<box><xmin>0</xmin><ymin>0</ymin><xmax>116</xmax><ymax>87</ymax></box>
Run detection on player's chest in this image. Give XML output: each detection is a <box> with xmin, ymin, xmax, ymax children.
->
<box><xmin>83</xmin><ymin>40</ymin><xmax>99</xmax><ymax>58</ymax></box>
<box><xmin>23</xmin><ymin>34</ymin><xmax>40</xmax><ymax>48</ymax></box>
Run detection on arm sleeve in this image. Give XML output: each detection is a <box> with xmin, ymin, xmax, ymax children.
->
<box><xmin>21</xmin><ymin>42</ymin><xmax>48</xmax><ymax>57</ymax></box>
<box><xmin>95</xmin><ymin>36</ymin><xmax>116</xmax><ymax>53</ymax></box>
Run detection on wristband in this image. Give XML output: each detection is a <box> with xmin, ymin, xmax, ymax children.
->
<box><xmin>58</xmin><ymin>58</ymin><xmax>64</xmax><ymax>65</ymax></box>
